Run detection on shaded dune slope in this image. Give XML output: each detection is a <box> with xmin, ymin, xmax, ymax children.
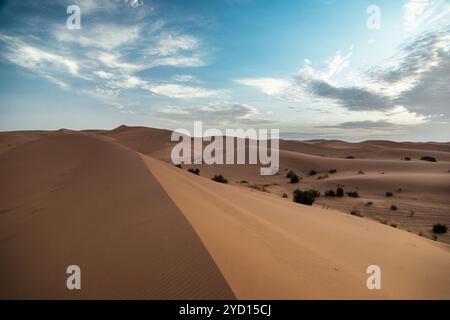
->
<box><xmin>0</xmin><ymin>133</ymin><xmax>234</xmax><ymax>299</ymax></box>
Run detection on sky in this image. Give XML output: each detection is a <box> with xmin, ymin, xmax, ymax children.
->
<box><xmin>0</xmin><ymin>0</ymin><xmax>449</xmax><ymax>141</ymax></box>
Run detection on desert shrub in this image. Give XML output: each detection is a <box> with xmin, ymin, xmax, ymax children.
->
<box><xmin>286</xmin><ymin>170</ymin><xmax>296</xmax><ymax>179</ymax></box>
<box><xmin>282</xmin><ymin>193</ymin><xmax>288</xmax><ymax>198</ymax></box>
<box><xmin>317</xmin><ymin>174</ymin><xmax>329</xmax><ymax>180</ymax></box>
<box><xmin>325</xmin><ymin>190</ymin><xmax>336</xmax><ymax>197</ymax></box>
<box><xmin>188</xmin><ymin>168</ymin><xmax>200</xmax><ymax>176</ymax></box>
<box><xmin>358</xmin><ymin>170</ymin><xmax>365</xmax><ymax>174</ymax></box>
<box><xmin>350</xmin><ymin>209</ymin><xmax>363</xmax><ymax>217</ymax></box>
<box><xmin>390</xmin><ymin>204</ymin><xmax>398</xmax><ymax>211</ymax></box>
<box><xmin>432</xmin><ymin>235</ymin><xmax>438</xmax><ymax>241</ymax></box>
<box><xmin>346</xmin><ymin>156</ymin><xmax>355</xmax><ymax>159</ymax></box>
<box><xmin>336</xmin><ymin>187</ymin><xmax>344</xmax><ymax>197</ymax></box>
<box><xmin>432</xmin><ymin>223</ymin><xmax>448</xmax><ymax>234</ymax></box>
<box><xmin>390</xmin><ymin>223</ymin><xmax>398</xmax><ymax>228</ymax></box>
<box><xmin>409</xmin><ymin>210</ymin><xmax>415</xmax><ymax>217</ymax></box>
<box><xmin>346</xmin><ymin>191</ymin><xmax>360</xmax><ymax>198</ymax></box>
<box><xmin>365</xmin><ymin>201</ymin><xmax>373</xmax><ymax>206</ymax></box>
<box><xmin>403</xmin><ymin>156</ymin><xmax>411</xmax><ymax>161</ymax></box>
<box><xmin>212</xmin><ymin>174</ymin><xmax>228</xmax><ymax>184</ymax></box>
<box><xmin>240</xmin><ymin>180</ymin><xmax>248</xmax><ymax>184</ymax></box>
<box><xmin>175</xmin><ymin>164</ymin><xmax>183</xmax><ymax>169</ymax></box>
<box><xmin>290</xmin><ymin>173</ymin><xmax>300</xmax><ymax>184</ymax></box>
<box><xmin>385</xmin><ymin>192</ymin><xmax>393</xmax><ymax>197</ymax></box>
<box><xmin>309</xmin><ymin>170</ymin><xmax>317</xmax><ymax>176</ymax></box>
<box><xmin>421</xmin><ymin>156</ymin><xmax>437</xmax><ymax>162</ymax></box>
<box><xmin>329</xmin><ymin>169</ymin><xmax>337</xmax><ymax>174</ymax></box>
<box><xmin>293</xmin><ymin>189</ymin><xmax>320</xmax><ymax>206</ymax></box>
<box><xmin>396</xmin><ymin>187</ymin><xmax>403</xmax><ymax>193</ymax></box>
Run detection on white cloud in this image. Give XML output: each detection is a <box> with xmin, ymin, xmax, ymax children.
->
<box><xmin>146</xmin><ymin>84</ymin><xmax>219</xmax><ymax>99</ymax></box>
<box><xmin>0</xmin><ymin>35</ymin><xmax>80</xmax><ymax>76</ymax></box>
<box><xmin>403</xmin><ymin>0</ymin><xmax>450</xmax><ymax>37</ymax></box>
<box><xmin>149</xmin><ymin>33</ymin><xmax>199</xmax><ymax>56</ymax></box>
<box><xmin>94</xmin><ymin>70</ymin><xmax>114</xmax><ymax>79</ymax></box>
<box><xmin>172</xmin><ymin>74</ymin><xmax>195</xmax><ymax>82</ymax></box>
<box><xmin>157</xmin><ymin>103</ymin><xmax>277</xmax><ymax>125</ymax></box>
<box><xmin>235</xmin><ymin>78</ymin><xmax>292</xmax><ymax>95</ymax></box>
<box><xmin>55</xmin><ymin>24</ymin><xmax>141</xmax><ymax>50</ymax></box>
<box><xmin>96</xmin><ymin>52</ymin><xmax>142</xmax><ymax>71</ymax></box>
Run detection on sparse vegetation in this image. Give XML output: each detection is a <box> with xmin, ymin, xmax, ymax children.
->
<box><xmin>396</xmin><ymin>187</ymin><xmax>403</xmax><ymax>193</ymax></box>
<box><xmin>282</xmin><ymin>192</ymin><xmax>288</xmax><ymax>198</ymax></box>
<box><xmin>350</xmin><ymin>209</ymin><xmax>363</xmax><ymax>217</ymax></box>
<box><xmin>432</xmin><ymin>235</ymin><xmax>438</xmax><ymax>241</ymax></box>
<box><xmin>212</xmin><ymin>174</ymin><xmax>228</xmax><ymax>184</ymax></box>
<box><xmin>357</xmin><ymin>170</ymin><xmax>364</xmax><ymax>174</ymax></box>
<box><xmin>309</xmin><ymin>170</ymin><xmax>317</xmax><ymax>176</ymax></box>
<box><xmin>336</xmin><ymin>187</ymin><xmax>344</xmax><ymax>197</ymax></box>
<box><xmin>365</xmin><ymin>201</ymin><xmax>373</xmax><ymax>206</ymax></box>
<box><xmin>175</xmin><ymin>164</ymin><xmax>183</xmax><ymax>169</ymax></box>
<box><xmin>346</xmin><ymin>156</ymin><xmax>355</xmax><ymax>159</ymax></box>
<box><xmin>409</xmin><ymin>210</ymin><xmax>415</xmax><ymax>218</ymax></box>
<box><xmin>249</xmin><ymin>184</ymin><xmax>269</xmax><ymax>193</ymax></box>
<box><xmin>286</xmin><ymin>170</ymin><xmax>296</xmax><ymax>179</ymax></box>
<box><xmin>402</xmin><ymin>156</ymin><xmax>411</xmax><ymax>161</ymax></box>
<box><xmin>325</xmin><ymin>189</ymin><xmax>336</xmax><ymax>197</ymax></box>
<box><xmin>293</xmin><ymin>189</ymin><xmax>320</xmax><ymax>206</ymax></box>
<box><xmin>385</xmin><ymin>192</ymin><xmax>393</xmax><ymax>197</ymax></box>
<box><xmin>432</xmin><ymin>223</ymin><xmax>448</xmax><ymax>234</ymax></box>
<box><xmin>421</xmin><ymin>156</ymin><xmax>437</xmax><ymax>162</ymax></box>
<box><xmin>286</xmin><ymin>171</ymin><xmax>300</xmax><ymax>183</ymax></box>
<box><xmin>290</xmin><ymin>173</ymin><xmax>300</xmax><ymax>184</ymax></box>
<box><xmin>240</xmin><ymin>180</ymin><xmax>248</xmax><ymax>184</ymax></box>
<box><xmin>317</xmin><ymin>174</ymin><xmax>329</xmax><ymax>180</ymax></box>
<box><xmin>329</xmin><ymin>169</ymin><xmax>337</xmax><ymax>174</ymax></box>
<box><xmin>346</xmin><ymin>191</ymin><xmax>360</xmax><ymax>198</ymax></box>
<box><xmin>390</xmin><ymin>204</ymin><xmax>398</xmax><ymax>211</ymax></box>
<box><xmin>390</xmin><ymin>223</ymin><xmax>398</xmax><ymax>228</ymax></box>
<box><xmin>188</xmin><ymin>168</ymin><xmax>200</xmax><ymax>176</ymax></box>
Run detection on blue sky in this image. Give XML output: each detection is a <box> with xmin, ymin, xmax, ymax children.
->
<box><xmin>0</xmin><ymin>0</ymin><xmax>449</xmax><ymax>141</ymax></box>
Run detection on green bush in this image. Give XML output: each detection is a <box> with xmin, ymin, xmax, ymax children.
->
<box><xmin>188</xmin><ymin>168</ymin><xmax>200</xmax><ymax>176</ymax></box>
<box><xmin>350</xmin><ymin>209</ymin><xmax>363</xmax><ymax>217</ymax></box>
<box><xmin>432</xmin><ymin>223</ymin><xmax>448</xmax><ymax>234</ymax></box>
<box><xmin>290</xmin><ymin>173</ymin><xmax>300</xmax><ymax>184</ymax></box>
<box><xmin>421</xmin><ymin>156</ymin><xmax>437</xmax><ymax>162</ymax></box>
<box><xmin>346</xmin><ymin>191</ymin><xmax>360</xmax><ymax>198</ymax></box>
<box><xmin>336</xmin><ymin>187</ymin><xmax>344</xmax><ymax>197</ymax></box>
<box><xmin>286</xmin><ymin>170</ymin><xmax>295</xmax><ymax>179</ymax></box>
<box><xmin>175</xmin><ymin>164</ymin><xmax>183</xmax><ymax>169</ymax></box>
<box><xmin>325</xmin><ymin>190</ymin><xmax>336</xmax><ymax>197</ymax></box>
<box><xmin>212</xmin><ymin>174</ymin><xmax>228</xmax><ymax>184</ymax></box>
<box><xmin>293</xmin><ymin>189</ymin><xmax>320</xmax><ymax>206</ymax></box>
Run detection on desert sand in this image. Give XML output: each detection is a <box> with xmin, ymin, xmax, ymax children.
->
<box><xmin>1</xmin><ymin>126</ymin><xmax>449</xmax><ymax>299</ymax></box>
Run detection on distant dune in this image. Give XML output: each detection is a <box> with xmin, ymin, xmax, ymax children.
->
<box><xmin>0</xmin><ymin>126</ymin><xmax>449</xmax><ymax>299</ymax></box>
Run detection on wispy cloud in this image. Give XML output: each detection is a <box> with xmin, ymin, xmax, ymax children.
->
<box><xmin>403</xmin><ymin>0</ymin><xmax>450</xmax><ymax>37</ymax></box>
<box><xmin>158</xmin><ymin>102</ymin><xmax>277</xmax><ymax>126</ymax></box>
<box><xmin>234</xmin><ymin>78</ymin><xmax>292</xmax><ymax>95</ymax></box>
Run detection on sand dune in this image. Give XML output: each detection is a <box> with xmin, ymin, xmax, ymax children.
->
<box><xmin>142</xmin><ymin>155</ymin><xmax>450</xmax><ymax>299</ymax></box>
<box><xmin>0</xmin><ymin>133</ymin><xmax>234</xmax><ymax>299</ymax></box>
<box><xmin>1</xmin><ymin>126</ymin><xmax>449</xmax><ymax>299</ymax></box>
